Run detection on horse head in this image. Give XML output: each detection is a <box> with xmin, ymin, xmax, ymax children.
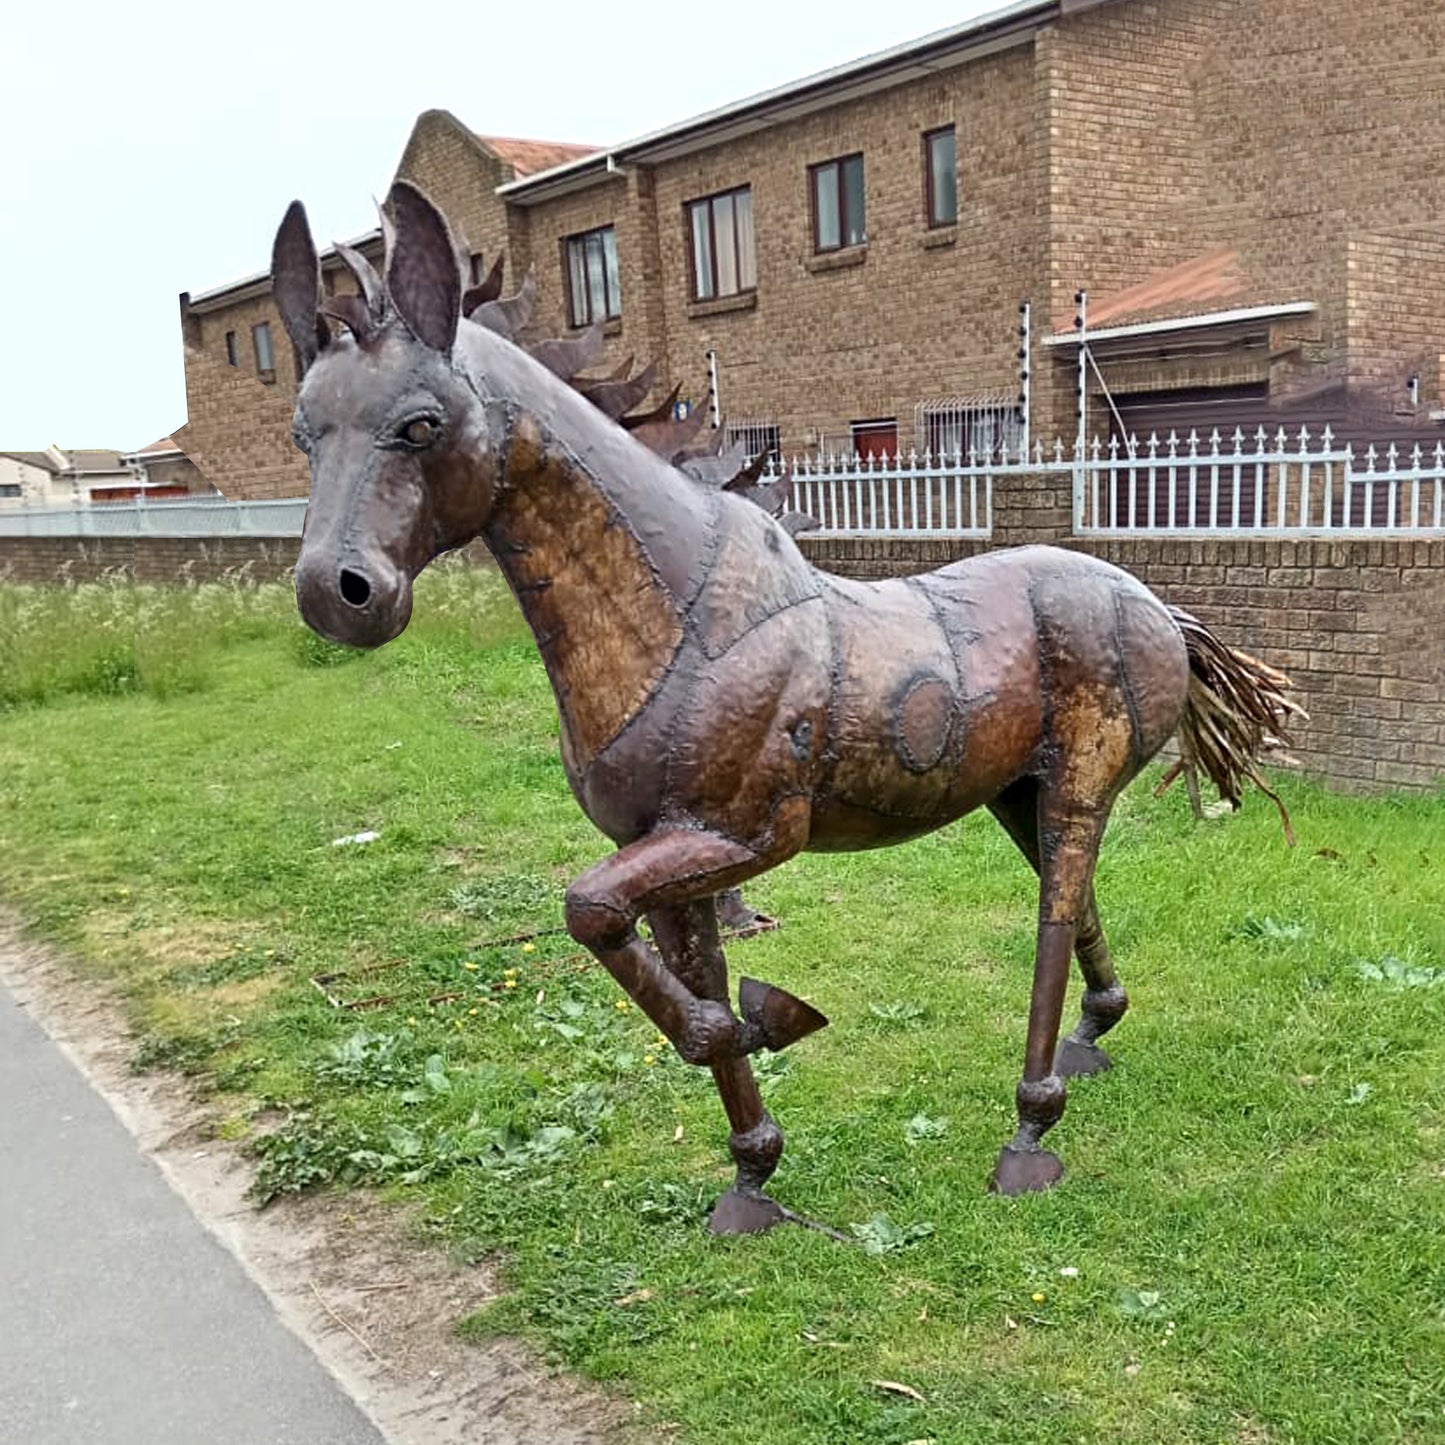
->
<box><xmin>274</xmin><ymin>182</ymin><xmax>506</xmax><ymax>648</ymax></box>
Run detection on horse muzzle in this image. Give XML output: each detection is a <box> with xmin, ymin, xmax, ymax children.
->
<box><xmin>295</xmin><ymin>549</ymin><xmax>414</xmax><ymax>648</ymax></box>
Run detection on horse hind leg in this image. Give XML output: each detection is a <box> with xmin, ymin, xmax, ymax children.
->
<box><xmin>987</xmin><ymin>782</ymin><xmax>1112</xmax><ymax>1195</ymax></box>
<box><xmin>1054</xmin><ymin>904</ymin><xmax>1128</xmax><ymax>1078</ymax></box>
<box><xmin>988</xmin><ymin>783</ymin><xmax>1129</xmax><ymax>1079</ymax></box>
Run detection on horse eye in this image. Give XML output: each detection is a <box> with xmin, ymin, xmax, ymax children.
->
<box><xmin>399</xmin><ymin>417</ymin><xmax>439</xmax><ymax>448</ymax></box>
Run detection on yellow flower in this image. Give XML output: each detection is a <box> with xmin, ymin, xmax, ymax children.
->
<box><xmin>1031</xmin><ymin>1292</ymin><xmax>1046</xmax><ymax>1304</ymax></box>
<box><xmin>468</xmin><ymin>1007</ymin><xmax>479</xmax><ymax>1016</ymax></box>
<box><xmin>615</xmin><ymin>999</ymin><xmax>630</xmax><ymax>1012</ymax></box>
<box><xmin>654</xmin><ymin>1034</ymin><xmax>668</xmax><ymax>1048</ymax></box>
<box><xmin>522</xmin><ymin>943</ymin><xmax>536</xmax><ymax>953</ymax></box>
<box><xmin>644</xmin><ymin>1055</ymin><xmax>657</xmax><ymax>1066</ymax></box>
<box><xmin>463</xmin><ymin>961</ymin><xmax>479</xmax><ymax>971</ymax></box>
<box><xmin>503</xmin><ymin>978</ymin><xmax>518</xmax><ymax>990</ymax></box>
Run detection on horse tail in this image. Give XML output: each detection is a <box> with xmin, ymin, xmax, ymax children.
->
<box><xmin>1158</xmin><ymin>607</ymin><xmax>1307</xmax><ymax>845</ymax></box>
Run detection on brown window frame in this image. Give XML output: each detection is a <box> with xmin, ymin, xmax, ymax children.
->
<box><xmin>562</xmin><ymin>225</ymin><xmax>621</xmax><ymax>328</ymax></box>
<box><xmin>809</xmin><ymin>153</ymin><xmax>865</xmax><ymax>254</ymax></box>
<box><xmin>686</xmin><ymin>185</ymin><xmax>757</xmax><ymax>302</ymax></box>
<box><xmin>924</xmin><ymin>125</ymin><xmax>957</xmax><ymax>228</ymax></box>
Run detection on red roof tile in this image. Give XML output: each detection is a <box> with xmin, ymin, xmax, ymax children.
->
<box><xmin>475</xmin><ymin>134</ymin><xmax>598</xmax><ymax>177</ymax></box>
<box><xmin>1060</xmin><ymin>247</ymin><xmax>1255</xmax><ymax>332</ymax></box>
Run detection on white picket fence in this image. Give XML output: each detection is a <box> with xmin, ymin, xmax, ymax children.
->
<box><xmin>1073</xmin><ymin>426</ymin><xmax>1445</xmax><ymax>537</ymax></box>
<box><xmin>0</xmin><ymin>497</ymin><xmax>308</xmax><ymax>538</ymax></box>
<box><xmin>768</xmin><ymin>451</ymin><xmax>995</xmax><ymax>537</ymax></box>
<box><xmin>762</xmin><ymin>425</ymin><xmax>1445</xmax><ymax>539</ymax></box>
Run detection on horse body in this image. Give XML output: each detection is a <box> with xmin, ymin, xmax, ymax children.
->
<box><xmin>273</xmin><ymin>184</ymin><xmax>1297</xmax><ymax>1233</ymax></box>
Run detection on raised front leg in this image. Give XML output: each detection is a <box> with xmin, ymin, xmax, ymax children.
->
<box><xmin>990</xmin><ymin>804</ymin><xmax>1109</xmax><ymax>1196</ymax></box>
<box><xmin>649</xmin><ymin>903</ymin><xmax>791</xmax><ymax>1235</ymax></box>
<box><xmin>563</xmin><ymin>828</ymin><xmax>826</xmax><ymax>1234</ymax></box>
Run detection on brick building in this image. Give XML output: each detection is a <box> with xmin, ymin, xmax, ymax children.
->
<box><xmin>137</xmin><ymin>0</ymin><xmax>1445</xmax><ymax>792</ymax></box>
<box><xmin>177</xmin><ymin>0</ymin><xmax>1445</xmax><ymax>509</ymax></box>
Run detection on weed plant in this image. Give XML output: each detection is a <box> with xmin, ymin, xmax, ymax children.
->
<box><xmin>1</xmin><ymin>564</ymin><xmax>1443</xmax><ymax>1444</ymax></box>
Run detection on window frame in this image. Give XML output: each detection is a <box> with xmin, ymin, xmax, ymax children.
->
<box><xmin>923</xmin><ymin>125</ymin><xmax>957</xmax><ymax>228</ymax></box>
<box><xmin>686</xmin><ymin>185</ymin><xmax>757</xmax><ymax>302</ymax></box>
<box><xmin>562</xmin><ymin>225</ymin><xmax>621</xmax><ymax>329</ymax></box>
<box><xmin>251</xmin><ymin>322</ymin><xmax>275</xmax><ymax>382</ymax></box>
<box><xmin>809</xmin><ymin>153</ymin><xmax>866</xmax><ymax>254</ymax></box>
<box><xmin>224</xmin><ymin>330</ymin><xmax>239</xmax><ymax>367</ymax></box>
<box><xmin>724</xmin><ymin>419</ymin><xmax>780</xmax><ymax>465</ymax></box>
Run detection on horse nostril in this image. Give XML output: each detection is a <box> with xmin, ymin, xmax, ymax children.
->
<box><xmin>338</xmin><ymin>568</ymin><xmax>372</xmax><ymax>608</ymax></box>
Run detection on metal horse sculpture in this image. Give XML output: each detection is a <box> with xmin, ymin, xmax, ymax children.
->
<box><xmin>275</xmin><ymin>184</ymin><xmax>1298</xmax><ymax>1234</ymax></box>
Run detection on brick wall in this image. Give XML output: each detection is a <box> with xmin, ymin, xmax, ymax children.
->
<box><xmin>1347</xmin><ymin>229</ymin><xmax>1445</xmax><ymax>402</ymax></box>
<box><xmin>520</xmin><ymin>174</ymin><xmax>640</xmax><ymax>376</ymax></box>
<box><xmin>393</xmin><ymin>111</ymin><xmax>515</xmax><ymax>266</ymax></box>
<box><xmin>0</xmin><ymin>536</ymin><xmax>300</xmax><ymax>584</ymax></box>
<box><xmin>175</xmin><ymin>296</ymin><xmax>305</xmax><ymax>501</ymax></box>
<box><xmin>639</xmin><ymin>43</ymin><xmax>1042</xmax><ymax>456</ymax></box>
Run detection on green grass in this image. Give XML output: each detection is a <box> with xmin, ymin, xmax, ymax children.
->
<box><xmin>2</xmin><ymin>568</ymin><xmax>1443</xmax><ymax>1445</ymax></box>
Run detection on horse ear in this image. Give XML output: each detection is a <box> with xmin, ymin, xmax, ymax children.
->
<box><xmin>385</xmin><ymin>181</ymin><xmax>461</xmax><ymax>353</ymax></box>
<box><xmin>272</xmin><ymin>200</ymin><xmax>325</xmax><ymax>376</ymax></box>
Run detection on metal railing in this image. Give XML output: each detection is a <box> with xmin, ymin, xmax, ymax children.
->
<box><xmin>1074</xmin><ymin>427</ymin><xmax>1445</xmax><ymax>537</ymax></box>
<box><xmin>0</xmin><ymin>497</ymin><xmax>307</xmax><ymax>538</ymax></box>
<box><xmin>767</xmin><ymin>450</ymin><xmax>995</xmax><ymax>537</ymax></box>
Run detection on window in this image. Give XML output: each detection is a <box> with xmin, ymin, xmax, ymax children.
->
<box><xmin>252</xmin><ymin>322</ymin><xmax>275</xmax><ymax>381</ymax></box>
<box><xmin>725</xmin><ymin>420</ymin><xmax>780</xmax><ymax>464</ymax></box>
<box><xmin>810</xmin><ymin>154</ymin><xmax>865</xmax><ymax>253</ymax></box>
<box><xmin>850</xmin><ymin>417</ymin><xmax>897</xmax><ymax>460</ymax></box>
<box><xmin>0</xmin><ymin>483</ymin><xmax>21</xmax><ymax>499</ymax></box>
<box><xmin>224</xmin><ymin>330</ymin><xmax>238</xmax><ymax>366</ymax></box>
<box><xmin>918</xmin><ymin>398</ymin><xmax>1022</xmax><ymax>462</ymax></box>
<box><xmin>564</xmin><ymin>226</ymin><xmax>621</xmax><ymax>328</ymax></box>
<box><xmin>688</xmin><ymin>187</ymin><xmax>757</xmax><ymax>301</ymax></box>
<box><xmin>925</xmin><ymin>126</ymin><xmax>956</xmax><ymax>227</ymax></box>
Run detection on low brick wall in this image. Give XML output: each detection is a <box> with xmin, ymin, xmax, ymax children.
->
<box><xmin>0</xmin><ymin>536</ymin><xmax>301</xmax><ymax>584</ymax></box>
<box><xmin>801</xmin><ymin>534</ymin><xmax>1445</xmax><ymax>792</ymax></box>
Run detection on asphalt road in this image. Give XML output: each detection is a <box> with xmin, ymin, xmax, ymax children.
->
<box><xmin>0</xmin><ymin>976</ymin><xmax>385</xmax><ymax>1445</ymax></box>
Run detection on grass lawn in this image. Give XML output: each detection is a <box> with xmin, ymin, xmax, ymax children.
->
<box><xmin>2</xmin><ymin>568</ymin><xmax>1443</xmax><ymax>1445</ymax></box>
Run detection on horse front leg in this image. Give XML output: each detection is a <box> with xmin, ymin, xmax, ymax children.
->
<box><xmin>648</xmin><ymin>902</ymin><xmax>793</xmax><ymax>1234</ymax></box>
<box><xmin>991</xmin><ymin>802</ymin><xmax>1109</xmax><ymax>1196</ymax></box>
<box><xmin>563</xmin><ymin>828</ymin><xmax>826</xmax><ymax>1234</ymax></box>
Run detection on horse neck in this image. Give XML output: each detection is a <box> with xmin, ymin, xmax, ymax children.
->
<box><xmin>462</xmin><ymin>326</ymin><xmax>713</xmax><ymax>768</ymax></box>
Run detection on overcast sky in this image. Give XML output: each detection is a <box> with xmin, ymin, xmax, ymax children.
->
<box><xmin>0</xmin><ymin>1</ymin><xmax>1010</xmax><ymax>451</ymax></box>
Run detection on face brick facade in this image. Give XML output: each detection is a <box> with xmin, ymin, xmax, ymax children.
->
<box><xmin>140</xmin><ymin>0</ymin><xmax>1444</xmax><ymax>792</ymax></box>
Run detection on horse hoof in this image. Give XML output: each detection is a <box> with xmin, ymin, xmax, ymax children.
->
<box><xmin>989</xmin><ymin>1145</ymin><xmax>1064</xmax><ymax>1196</ymax></box>
<box><xmin>738</xmin><ymin>977</ymin><xmax>829</xmax><ymax>1052</ymax></box>
<box><xmin>1055</xmin><ymin>1036</ymin><xmax>1112</xmax><ymax>1078</ymax></box>
<box><xmin>715</xmin><ymin>891</ymin><xmax>779</xmax><ymax>936</ymax></box>
<box><xmin>708</xmin><ymin>1188</ymin><xmax>786</xmax><ymax>1236</ymax></box>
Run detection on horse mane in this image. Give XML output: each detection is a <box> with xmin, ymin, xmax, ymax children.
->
<box><xmin>459</xmin><ymin>251</ymin><xmax>815</xmax><ymax>533</ymax></box>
